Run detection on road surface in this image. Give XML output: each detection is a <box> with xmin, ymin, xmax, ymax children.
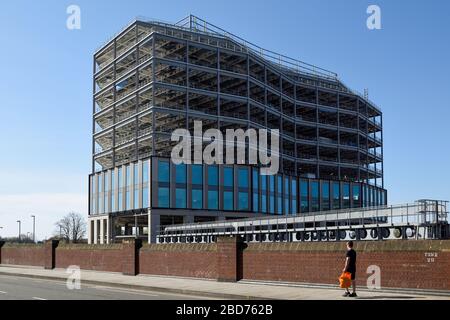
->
<box><xmin>0</xmin><ymin>274</ymin><xmax>212</xmax><ymax>300</ymax></box>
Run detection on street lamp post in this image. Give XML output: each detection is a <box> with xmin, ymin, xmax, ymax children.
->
<box><xmin>31</xmin><ymin>215</ymin><xmax>36</xmax><ymax>243</ymax></box>
<box><xmin>17</xmin><ymin>220</ymin><xmax>21</xmax><ymax>241</ymax></box>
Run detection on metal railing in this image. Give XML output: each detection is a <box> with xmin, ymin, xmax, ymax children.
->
<box><xmin>157</xmin><ymin>200</ymin><xmax>449</xmax><ymax>243</ymax></box>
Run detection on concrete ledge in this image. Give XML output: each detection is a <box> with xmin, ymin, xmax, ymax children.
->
<box><xmin>245</xmin><ymin>240</ymin><xmax>450</xmax><ymax>252</ymax></box>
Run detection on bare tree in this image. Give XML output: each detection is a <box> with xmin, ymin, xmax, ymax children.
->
<box><xmin>55</xmin><ymin>212</ymin><xmax>86</xmax><ymax>243</ymax></box>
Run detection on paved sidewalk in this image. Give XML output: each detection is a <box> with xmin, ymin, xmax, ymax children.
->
<box><xmin>0</xmin><ymin>265</ymin><xmax>448</xmax><ymax>300</ymax></box>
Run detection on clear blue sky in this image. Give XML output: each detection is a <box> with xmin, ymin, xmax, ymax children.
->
<box><xmin>0</xmin><ymin>0</ymin><xmax>449</xmax><ymax>239</ymax></box>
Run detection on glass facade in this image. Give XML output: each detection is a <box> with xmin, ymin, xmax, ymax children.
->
<box><xmin>223</xmin><ymin>167</ymin><xmax>233</xmax><ymax>211</ymax></box>
<box><xmin>191</xmin><ymin>164</ymin><xmax>203</xmax><ymax>209</ymax></box>
<box><xmin>321</xmin><ymin>181</ymin><xmax>330</xmax><ymax>211</ymax></box>
<box><xmin>207</xmin><ymin>165</ymin><xmax>219</xmax><ymax>210</ymax></box>
<box><xmin>237</xmin><ymin>168</ymin><xmax>249</xmax><ymax>211</ymax></box>
<box><xmin>89</xmin><ymin>158</ymin><xmax>387</xmax><ymax>216</ymax></box>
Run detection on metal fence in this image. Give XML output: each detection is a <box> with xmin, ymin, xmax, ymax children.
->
<box><xmin>157</xmin><ymin>199</ymin><xmax>449</xmax><ymax>243</ymax></box>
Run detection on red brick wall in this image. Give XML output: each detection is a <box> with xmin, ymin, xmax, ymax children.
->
<box><xmin>242</xmin><ymin>241</ymin><xmax>450</xmax><ymax>291</ymax></box>
<box><xmin>55</xmin><ymin>244</ymin><xmax>123</xmax><ymax>273</ymax></box>
<box><xmin>139</xmin><ymin>243</ymin><xmax>218</xmax><ymax>279</ymax></box>
<box><xmin>0</xmin><ymin>240</ymin><xmax>449</xmax><ymax>291</ymax></box>
<box><xmin>0</xmin><ymin>245</ymin><xmax>45</xmax><ymax>266</ymax></box>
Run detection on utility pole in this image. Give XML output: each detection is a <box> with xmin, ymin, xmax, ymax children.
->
<box><xmin>31</xmin><ymin>215</ymin><xmax>36</xmax><ymax>243</ymax></box>
<box><xmin>17</xmin><ymin>220</ymin><xmax>21</xmax><ymax>241</ymax></box>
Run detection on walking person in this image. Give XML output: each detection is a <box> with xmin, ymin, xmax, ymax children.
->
<box><xmin>343</xmin><ymin>241</ymin><xmax>357</xmax><ymax>297</ymax></box>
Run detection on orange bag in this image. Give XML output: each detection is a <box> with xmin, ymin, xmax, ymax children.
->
<box><xmin>339</xmin><ymin>272</ymin><xmax>352</xmax><ymax>288</ymax></box>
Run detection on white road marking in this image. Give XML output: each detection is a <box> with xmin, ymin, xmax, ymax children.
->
<box><xmin>0</xmin><ymin>291</ymin><xmax>7</xmax><ymax>294</ymax></box>
<box><xmin>32</xmin><ymin>297</ymin><xmax>47</xmax><ymax>300</ymax></box>
<box><xmin>92</xmin><ymin>285</ymin><xmax>158</xmax><ymax>297</ymax></box>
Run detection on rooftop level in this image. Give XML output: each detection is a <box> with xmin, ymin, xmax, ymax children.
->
<box><xmin>94</xmin><ymin>15</ymin><xmax>381</xmax><ymax>113</ymax></box>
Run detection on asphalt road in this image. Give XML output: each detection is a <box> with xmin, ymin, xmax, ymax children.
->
<box><xmin>0</xmin><ymin>274</ymin><xmax>212</xmax><ymax>300</ymax></box>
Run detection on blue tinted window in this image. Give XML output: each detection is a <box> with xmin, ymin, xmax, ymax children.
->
<box><xmin>208</xmin><ymin>190</ymin><xmax>218</xmax><ymax>209</ymax></box>
<box><xmin>126</xmin><ymin>166</ymin><xmax>131</xmax><ymax>186</ymax></box>
<box><xmin>175</xmin><ymin>164</ymin><xmax>186</xmax><ymax>184</ymax></box>
<box><xmin>238</xmin><ymin>168</ymin><xmax>248</xmax><ymax>188</ymax></box>
<box><xmin>291</xmin><ymin>179</ymin><xmax>297</xmax><ymax>215</ymax></box>
<box><xmin>352</xmin><ymin>185</ymin><xmax>361</xmax><ymax>207</ymax></box>
<box><xmin>158</xmin><ymin>160</ymin><xmax>170</xmax><ymax>183</ymax></box>
<box><xmin>252</xmin><ymin>169</ymin><xmax>259</xmax><ymax>212</ymax></box>
<box><xmin>175</xmin><ymin>188</ymin><xmax>186</xmax><ymax>208</ymax></box>
<box><xmin>158</xmin><ymin>187</ymin><xmax>169</xmax><ymax>208</ymax></box>
<box><xmin>269</xmin><ymin>176</ymin><xmax>275</xmax><ymax>192</ymax></box>
<box><xmin>142</xmin><ymin>187</ymin><xmax>149</xmax><ymax>208</ymax></box>
<box><xmin>208</xmin><ymin>166</ymin><xmax>218</xmax><ymax>186</ymax></box>
<box><xmin>111</xmin><ymin>170</ymin><xmax>116</xmax><ymax>212</ymax></box>
<box><xmin>238</xmin><ymin>192</ymin><xmax>249</xmax><ymax>210</ymax></box>
<box><xmin>332</xmin><ymin>182</ymin><xmax>340</xmax><ymax>209</ymax></box>
<box><xmin>261</xmin><ymin>175</ymin><xmax>267</xmax><ymax>191</ymax></box>
<box><xmin>261</xmin><ymin>194</ymin><xmax>267</xmax><ymax>213</ymax></box>
<box><xmin>134</xmin><ymin>165</ymin><xmax>138</xmax><ymax>184</ymax></box>
<box><xmin>192</xmin><ymin>189</ymin><xmax>203</xmax><ymax>209</ymax></box>
<box><xmin>342</xmin><ymin>183</ymin><xmax>350</xmax><ymax>209</ymax></box>
<box><xmin>322</xmin><ymin>182</ymin><xmax>330</xmax><ymax>211</ymax></box>
<box><xmin>224</xmin><ymin>167</ymin><xmax>233</xmax><ymax>187</ymax></box>
<box><xmin>311</xmin><ymin>181</ymin><xmax>319</xmax><ymax>212</ymax></box>
<box><xmin>126</xmin><ymin>191</ymin><xmax>131</xmax><ymax>210</ymax></box>
<box><xmin>300</xmin><ymin>179</ymin><xmax>309</xmax><ymax>213</ymax></box>
<box><xmin>143</xmin><ymin>162</ymin><xmax>149</xmax><ymax>183</ymax></box>
<box><xmin>192</xmin><ymin>165</ymin><xmax>203</xmax><ymax>185</ymax></box>
<box><xmin>118</xmin><ymin>168</ymin><xmax>123</xmax><ymax>187</ymax></box>
<box><xmin>224</xmin><ymin>191</ymin><xmax>233</xmax><ymax>210</ymax></box>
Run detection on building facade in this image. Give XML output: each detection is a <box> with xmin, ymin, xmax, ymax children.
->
<box><xmin>88</xmin><ymin>16</ymin><xmax>386</xmax><ymax>244</ymax></box>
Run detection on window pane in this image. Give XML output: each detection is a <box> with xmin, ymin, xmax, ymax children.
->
<box><xmin>238</xmin><ymin>192</ymin><xmax>249</xmax><ymax>211</ymax></box>
<box><xmin>158</xmin><ymin>160</ymin><xmax>170</xmax><ymax>183</ymax></box>
<box><xmin>322</xmin><ymin>182</ymin><xmax>330</xmax><ymax>211</ymax></box>
<box><xmin>352</xmin><ymin>185</ymin><xmax>360</xmax><ymax>207</ymax></box>
<box><xmin>291</xmin><ymin>179</ymin><xmax>297</xmax><ymax>215</ymax></box>
<box><xmin>343</xmin><ymin>183</ymin><xmax>350</xmax><ymax>209</ymax></box>
<box><xmin>175</xmin><ymin>188</ymin><xmax>186</xmax><ymax>208</ymax></box>
<box><xmin>192</xmin><ymin>189</ymin><xmax>203</xmax><ymax>209</ymax></box>
<box><xmin>224</xmin><ymin>167</ymin><xmax>233</xmax><ymax>187</ymax></box>
<box><xmin>142</xmin><ymin>187</ymin><xmax>149</xmax><ymax>207</ymax></box>
<box><xmin>311</xmin><ymin>181</ymin><xmax>319</xmax><ymax>212</ymax></box>
<box><xmin>333</xmin><ymin>182</ymin><xmax>340</xmax><ymax>209</ymax></box>
<box><xmin>238</xmin><ymin>168</ymin><xmax>248</xmax><ymax>188</ymax></box>
<box><xmin>300</xmin><ymin>179</ymin><xmax>309</xmax><ymax>213</ymax></box>
<box><xmin>158</xmin><ymin>187</ymin><xmax>169</xmax><ymax>208</ymax></box>
<box><xmin>224</xmin><ymin>191</ymin><xmax>233</xmax><ymax>210</ymax></box>
<box><xmin>175</xmin><ymin>164</ymin><xmax>186</xmax><ymax>184</ymax></box>
<box><xmin>192</xmin><ymin>165</ymin><xmax>203</xmax><ymax>185</ymax></box>
<box><xmin>208</xmin><ymin>166</ymin><xmax>218</xmax><ymax>186</ymax></box>
<box><xmin>208</xmin><ymin>190</ymin><xmax>218</xmax><ymax>209</ymax></box>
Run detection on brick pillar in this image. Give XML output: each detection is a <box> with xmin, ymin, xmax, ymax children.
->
<box><xmin>217</xmin><ymin>236</ymin><xmax>243</xmax><ymax>282</ymax></box>
<box><xmin>44</xmin><ymin>240</ymin><xmax>59</xmax><ymax>269</ymax></box>
<box><xmin>122</xmin><ymin>238</ymin><xmax>142</xmax><ymax>276</ymax></box>
<box><xmin>0</xmin><ymin>241</ymin><xmax>5</xmax><ymax>264</ymax></box>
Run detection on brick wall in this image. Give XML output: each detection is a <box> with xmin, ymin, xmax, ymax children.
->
<box><xmin>242</xmin><ymin>241</ymin><xmax>450</xmax><ymax>290</ymax></box>
<box><xmin>139</xmin><ymin>243</ymin><xmax>218</xmax><ymax>279</ymax></box>
<box><xmin>0</xmin><ymin>239</ymin><xmax>449</xmax><ymax>291</ymax></box>
<box><xmin>0</xmin><ymin>244</ymin><xmax>45</xmax><ymax>267</ymax></box>
<box><xmin>55</xmin><ymin>244</ymin><xmax>123</xmax><ymax>273</ymax></box>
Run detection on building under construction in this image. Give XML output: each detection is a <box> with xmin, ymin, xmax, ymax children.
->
<box><xmin>89</xmin><ymin>15</ymin><xmax>386</xmax><ymax>244</ymax></box>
